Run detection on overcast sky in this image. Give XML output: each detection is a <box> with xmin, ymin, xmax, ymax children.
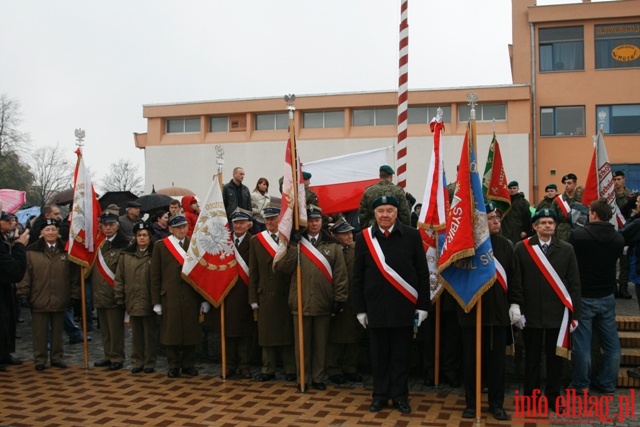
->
<box><xmin>0</xmin><ymin>0</ymin><xmax>599</xmax><ymax>190</ymax></box>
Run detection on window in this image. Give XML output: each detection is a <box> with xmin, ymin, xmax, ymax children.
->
<box><xmin>166</xmin><ymin>118</ymin><xmax>200</xmax><ymax>133</ymax></box>
<box><xmin>302</xmin><ymin>110</ymin><xmax>344</xmax><ymax>128</ymax></box>
<box><xmin>255</xmin><ymin>113</ymin><xmax>288</xmax><ymax>130</ymax></box>
<box><xmin>457</xmin><ymin>104</ymin><xmax>506</xmax><ymax>122</ymax></box>
<box><xmin>408</xmin><ymin>106</ymin><xmax>452</xmax><ymax>124</ymax></box>
<box><xmin>540</xmin><ymin>106</ymin><xmax>585</xmax><ymax>136</ymax></box>
<box><xmin>539</xmin><ymin>26</ymin><xmax>584</xmax><ymax>72</ymax></box>
<box><xmin>352</xmin><ymin>108</ymin><xmax>396</xmax><ymax>126</ymax></box>
<box><xmin>210</xmin><ymin>116</ymin><xmax>228</xmax><ymax>132</ymax></box>
<box><xmin>595</xmin><ymin>23</ymin><xmax>640</xmax><ymax>69</ymax></box>
<box><xmin>597</xmin><ymin>105</ymin><xmax>640</xmax><ymax>134</ymax></box>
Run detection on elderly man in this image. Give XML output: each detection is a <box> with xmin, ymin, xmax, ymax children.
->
<box><xmin>223</xmin><ymin>167</ymin><xmax>252</xmax><ymax>221</ymax></box>
<box><xmin>458</xmin><ymin>202</ymin><xmax>523</xmax><ymax>421</ymax></box>
<box><xmin>92</xmin><ymin>212</ymin><xmax>130</xmax><ymax>370</ymax></box>
<box><xmin>515</xmin><ymin>208</ymin><xmax>581</xmax><ymax>412</ymax></box>
<box><xmin>151</xmin><ymin>213</ymin><xmax>209</xmax><ymax>378</ymax></box>
<box><xmin>119</xmin><ymin>201</ymin><xmax>142</xmax><ymax>240</ymax></box>
<box><xmin>248</xmin><ymin>206</ymin><xmax>296</xmax><ymax>382</ymax></box>
<box><xmin>352</xmin><ymin>195</ymin><xmax>430</xmax><ymax>414</ymax></box>
<box><xmin>277</xmin><ymin>205</ymin><xmax>348</xmax><ymax>391</ymax></box>
<box><xmin>359</xmin><ymin>165</ymin><xmax>411</xmax><ymax>228</ymax></box>
<box><xmin>18</xmin><ymin>218</ymin><xmax>80</xmax><ymax>371</ymax></box>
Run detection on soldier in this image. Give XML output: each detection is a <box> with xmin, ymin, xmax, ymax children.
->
<box><xmin>613</xmin><ymin>170</ymin><xmax>633</xmax><ymax>299</ymax></box>
<box><xmin>359</xmin><ymin>165</ymin><xmax>411</xmax><ymax>228</ymax></box>
<box><xmin>536</xmin><ymin>184</ymin><xmax>558</xmax><ymax>210</ymax></box>
<box><xmin>302</xmin><ymin>172</ymin><xmax>319</xmax><ymax>206</ymax></box>
<box><xmin>326</xmin><ymin>218</ymin><xmax>363</xmax><ymax>385</ymax></box>
<box><xmin>552</xmin><ymin>173</ymin><xmax>582</xmax><ymax>241</ymax></box>
<box><xmin>248</xmin><ymin>206</ymin><xmax>296</xmax><ymax>382</ymax></box>
<box><xmin>276</xmin><ymin>205</ymin><xmax>348</xmax><ymax>390</ymax></box>
<box><xmin>500</xmin><ymin>180</ymin><xmax>532</xmax><ymax>245</ymax></box>
<box><xmin>91</xmin><ymin>212</ymin><xmax>130</xmax><ymax>370</ymax></box>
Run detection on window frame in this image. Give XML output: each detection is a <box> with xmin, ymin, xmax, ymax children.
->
<box><xmin>540</xmin><ymin>106</ymin><xmax>586</xmax><ymax>137</ymax></box>
<box><xmin>408</xmin><ymin>106</ymin><xmax>452</xmax><ymax>124</ymax></box>
<box><xmin>596</xmin><ymin>104</ymin><xmax>640</xmax><ymax>135</ymax></box>
<box><xmin>302</xmin><ymin>110</ymin><xmax>345</xmax><ymax>129</ymax></box>
<box><xmin>457</xmin><ymin>103</ymin><xmax>507</xmax><ymax>122</ymax></box>
<box><xmin>352</xmin><ymin>108</ymin><xmax>397</xmax><ymax>126</ymax></box>
<box><xmin>166</xmin><ymin>117</ymin><xmax>201</xmax><ymax>134</ymax></box>
<box><xmin>538</xmin><ymin>26</ymin><xmax>585</xmax><ymax>72</ymax></box>
<box><xmin>209</xmin><ymin>116</ymin><xmax>229</xmax><ymax>133</ymax></box>
<box><xmin>255</xmin><ymin>112</ymin><xmax>289</xmax><ymax>131</ymax></box>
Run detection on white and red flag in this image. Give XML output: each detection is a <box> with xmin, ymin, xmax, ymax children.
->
<box><xmin>582</xmin><ymin>130</ymin><xmax>625</xmax><ymax>228</ymax></box>
<box><xmin>182</xmin><ymin>174</ymin><xmax>238</xmax><ymax>307</ymax></box>
<box><xmin>67</xmin><ymin>149</ymin><xmax>103</xmax><ymax>268</ymax></box>
<box><xmin>274</xmin><ymin>134</ymin><xmax>307</xmax><ymax>265</ymax></box>
<box><xmin>303</xmin><ymin>147</ymin><xmax>390</xmax><ymax>216</ymax></box>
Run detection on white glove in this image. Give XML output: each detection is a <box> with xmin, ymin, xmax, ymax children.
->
<box><xmin>200</xmin><ymin>301</ymin><xmax>211</xmax><ymax>314</ymax></box>
<box><xmin>570</xmin><ymin>320</ymin><xmax>579</xmax><ymax>333</ymax></box>
<box><xmin>514</xmin><ymin>314</ymin><xmax>526</xmax><ymax>330</ymax></box>
<box><xmin>415</xmin><ymin>309</ymin><xmax>428</xmax><ymax>327</ymax></box>
<box><xmin>251</xmin><ymin>303</ymin><xmax>259</xmax><ymax>310</ymax></box>
<box><xmin>356</xmin><ymin>313</ymin><xmax>368</xmax><ymax>329</ymax></box>
<box><xmin>508</xmin><ymin>304</ymin><xmax>521</xmax><ymax>325</ymax></box>
<box><xmin>153</xmin><ymin>304</ymin><xmax>162</xmax><ymax>316</ymax></box>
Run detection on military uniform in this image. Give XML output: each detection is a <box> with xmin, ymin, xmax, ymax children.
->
<box><xmin>501</xmin><ymin>192</ymin><xmax>532</xmax><ymax>244</ymax></box>
<box><xmin>359</xmin><ymin>180</ymin><xmax>411</xmax><ymax>227</ymax></box>
<box><xmin>552</xmin><ymin>192</ymin><xmax>582</xmax><ymax>241</ymax></box>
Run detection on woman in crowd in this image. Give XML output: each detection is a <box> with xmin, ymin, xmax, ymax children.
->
<box><xmin>251</xmin><ymin>177</ymin><xmax>270</xmax><ymax>233</ymax></box>
<box><xmin>150</xmin><ymin>210</ymin><xmax>170</xmax><ymax>242</ymax></box>
<box><xmin>114</xmin><ymin>221</ymin><xmax>158</xmax><ymax>374</ymax></box>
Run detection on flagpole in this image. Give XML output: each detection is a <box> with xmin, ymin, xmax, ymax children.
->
<box><xmin>286</xmin><ymin>95</ymin><xmax>306</xmax><ymax>393</ymax></box>
<box><xmin>215</xmin><ymin>146</ymin><xmax>229</xmax><ymax>379</ymax></box>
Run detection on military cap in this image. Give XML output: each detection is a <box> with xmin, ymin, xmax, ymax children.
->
<box><xmin>531</xmin><ymin>208</ymin><xmax>558</xmax><ymax>223</ymax></box>
<box><xmin>99</xmin><ymin>212</ymin><xmax>119</xmax><ymax>224</ymax></box>
<box><xmin>43</xmin><ymin>218</ymin><xmax>60</xmax><ymax>228</ymax></box>
<box><xmin>231</xmin><ymin>208</ymin><xmax>253</xmax><ymax>222</ymax></box>
<box><xmin>613</xmin><ymin>170</ymin><xmax>625</xmax><ymax>178</ymax></box>
<box><xmin>0</xmin><ymin>211</ymin><xmax>16</xmax><ymax>221</ymax></box>
<box><xmin>508</xmin><ymin>181</ymin><xmax>519</xmax><ymax>188</ymax></box>
<box><xmin>167</xmin><ymin>213</ymin><xmax>188</xmax><ymax>227</ymax></box>
<box><xmin>372</xmin><ymin>195</ymin><xmax>399</xmax><ymax>210</ymax></box>
<box><xmin>545</xmin><ymin>183</ymin><xmax>557</xmax><ymax>191</ymax></box>
<box><xmin>107</xmin><ymin>204</ymin><xmax>120</xmax><ymax>213</ymax></box>
<box><xmin>262</xmin><ymin>206</ymin><xmax>280</xmax><ymax>218</ymax></box>
<box><xmin>126</xmin><ymin>201</ymin><xmax>142</xmax><ymax>208</ymax></box>
<box><xmin>302</xmin><ymin>171</ymin><xmax>312</xmax><ymax>180</ymax></box>
<box><xmin>330</xmin><ymin>217</ymin><xmax>354</xmax><ymax>234</ymax></box>
<box><xmin>561</xmin><ymin>173</ymin><xmax>577</xmax><ymax>183</ymax></box>
<box><xmin>307</xmin><ymin>204</ymin><xmax>323</xmax><ymax>219</ymax></box>
<box><xmin>485</xmin><ymin>202</ymin><xmax>501</xmax><ymax>215</ymax></box>
<box><xmin>133</xmin><ymin>221</ymin><xmax>153</xmax><ymax>235</ymax></box>
<box><xmin>379</xmin><ymin>165</ymin><xmax>395</xmax><ymax>175</ymax></box>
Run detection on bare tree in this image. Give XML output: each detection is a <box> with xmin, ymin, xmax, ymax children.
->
<box><xmin>0</xmin><ymin>150</ymin><xmax>34</xmax><ymax>192</ymax></box>
<box><xmin>100</xmin><ymin>158</ymin><xmax>144</xmax><ymax>195</ymax></box>
<box><xmin>0</xmin><ymin>94</ymin><xmax>30</xmax><ymax>156</ymax></box>
<box><xmin>28</xmin><ymin>144</ymin><xmax>74</xmax><ymax>206</ymax></box>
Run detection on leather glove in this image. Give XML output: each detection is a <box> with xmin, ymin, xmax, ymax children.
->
<box><xmin>508</xmin><ymin>304</ymin><xmax>522</xmax><ymax>325</ymax></box>
<box><xmin>251</xmin><ymin>303</ymin><xmax>259</xmax><ymax>310</ymax></box>
<box><xmin>415</xmin><ymin>309</ymin><xmax>428</xmax><ymax>327</ymax></box>
<box><xmin>153</xmin><ymin>304</ymin><xmax>162</xmax><ymax>316</ymax></box>
<box><xmin>331</xmin><ymin>301</ymin><xmax>344</xmax><ymax>317</ymax></box>
<box><xmin>570</xmin><ymin>320</ymin><xmax>579</xmax><ymax>333</ymax></box>
<box><xmin>356</xmin><ymin>313</ymin><xmax>368</xmax><ymax>329</ymax></box>
<box><xmin>200</xmin><ymin>301</ymin><xmax>211</xmax><ymax>314</ymax></box>
<box><xmin>290</xmin><ymin>230</ymin><xmax>302</xmax><ymax>243</ymax></box>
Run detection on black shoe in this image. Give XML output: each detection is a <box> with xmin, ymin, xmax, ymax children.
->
<box><xmin>592</xmin><ymin>382</ymin><xmax>615</xmax><ymax>395</ymax></box>
<box><xmin>285</xmin><ymin>374</ymin><xmax>297</xmax><ymax>382</ymax></box>
<box><xmin>0</xmin><ymin>365</ymin><xmax>6</xmax><ymax>372</ymax></box>
<box><xmin>35</xmin><ymin>364</ymin><xmax>46</xmax><ymax>372</ymax></box>
<box><xmin>393</xmin><ymin>401</ymin><xmax>411</xmax><ymax>414</ymax></box>
<box><xmin>423</xmin><ymin>378</ymin><xmax>435</xmax><ymax>386</ymax></box>
<box><xmin>69</xmin><ymin>335</ymin><xmax>92</xmax><ymax>344</ymax></box>
<box><xmin>51</xmin><ymin>361</ymin><xmax>67</xmax><ymax>369</ymax></box>
<box><xmin>239</xmin><ymin>368</ymin><xmax>252</xmax><ymax>379</ymax></box>
<box><xmin>628</xmin><ymin>367</ymin><xmax>640</xmax><ymax>379</ymax></box>
<box><xmin>343</xmin><ymin>373</ymin><xmax>363</xmax><ymax>382</ymax></box>
<box><xmin>167</xmin><ymin>368</ymin><xmax>180</xmax><ymax>378</ymax></box>
<box><xmin>297</xmin><ymin>383</ymin><xmax>309</xmax><ymax>392</ymax></box>
<box><xmin>108</xmin><ymin>362</ymin><xmax>123</xmax><ymax>371</ymax></box>
<box><xmin>369</xmin><ymin>399</ymin><xmax>387</xmax><ymax>413</ymax></box>
<box><xmin>329</xmin><ymin>374</ymin><xmax>347</xmax><ymax>384</ymax></box>
<box><xmin>446</xmin><ymin>377</ymin><xmax>460</xmax><ymax>388</ymax></box>
<box><xmin>462</xmin><ymin>408</ymin><xmax>475</xmax><ymax>418</ymax></box>
<box><xmin>94</xmin><ymin>360</ymin><xmax>110</xmax><ymax>368</ymax></box>
<box><xmin>182</xmin><ymin>367</ymin><xmax>199</xmax><ymax>376</ymax></box>
<box><xmin>131</xmin><ymin>367</ymin><xmax>143</xmax><ymax>374</ymax></box>
<box><xmin>311</xmin><ymin>381</ymin><xmax>326</xmax><ymax>390</ymax></box>
<box><xmin>144</xmin><ymin>368</ymin><xmax>155</xmax><ymax>374</ymax></box>
<box><xmin>220</xmin><ymin>368</ymin><xmax>235</xmax><ymax>379</ymax></box>
<box><xmin>1</xmin><ymin>356</ymin><xmax>23</xmax><ymax>365</ymax></box>
<box><xmin>619</xmin><ymin>285</ymin><xmax>633</xmax><ymax>299</ymax></box>
<box><xmin>257</xmin><ymin>373</ymin><xmax>275</xmax><ymax>382</ymax></box>
<box><xmin>490</xmin><ymin>407</ymin><xmax>509</xmax><ymax>421</ymax></box>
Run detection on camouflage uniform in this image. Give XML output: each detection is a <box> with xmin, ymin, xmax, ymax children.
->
<box><xmin>536</xmin><ymin>196</ymin><xmax>557</xmax><ymax>211</ymax></box>
<box><xmin>552</xmin><ymin>192</ymin><xmax>582</xmax><ymax>241</ymax></box>
<box><xmin>305</xmin><ymin>186</ymin><xmax>319</xmax><ymax>206</ymax></box>
<box><xmin>358</xmin><ymin>180</ymin><xmax>411</xmax><ymax>227</ymax></box>
<box><xmin>500</xmin><ymin>192</ymin><xmax>532</xmax><ymax>245</ymax></box>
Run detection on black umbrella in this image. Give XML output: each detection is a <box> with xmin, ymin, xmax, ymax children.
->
<box><xmin>135</xmin><ymin>193</ymin><xmax>174</xmax><ymax>213</ymax></box>
<box><xmin>98</xmin><ymin>191</ymin><xmax>138</xmax><ymax>214</ymax></box>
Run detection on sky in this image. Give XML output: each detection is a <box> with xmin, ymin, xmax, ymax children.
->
<box><xmin>0</xmin><ymin>0</ymin><xmax>602</xmax><ymax>191</ymax></box>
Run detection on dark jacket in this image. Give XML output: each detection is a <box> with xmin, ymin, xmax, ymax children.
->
<box><xmin>352</xmin><ymin>221</ymin><xmax>431</xmax><ymax>328</ymax></box>
<box><xmin>620</xmin><ymin>214</ymin><xmax>640</xmax><ymax>279</ymax></box>
<box><xmin>222</xmin><ymin>180</ymin><xmax>251</xmax><ymax>219</ymax></box>
<box><xmin>151</xmin><ymin>222</ymin><xmax>171</xmax><ymax>242</ymax></box>
<box><xmin>0</xmin><ymin>237</ymin><xmax>27</xmax><ymax>355</ymax></box>
<box><xmin>501</xmin><ymin>192</ymin><xmax>531</xmax><ymax>244</ymax></box>
<box><xmin>568</xmin><ymin>221</ymin><xmax>624</xmax><ymax>299</ymax></box>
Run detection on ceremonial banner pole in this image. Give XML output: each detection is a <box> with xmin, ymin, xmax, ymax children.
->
<box><xmin>396</xmin><ymin>0</ymin><xmax>409</xmax><ymax>189</ymax></box>
<box><xmin>216</xmin><ymin>146</ymin><xmax>229</xmax><ymax>379</ymax></box>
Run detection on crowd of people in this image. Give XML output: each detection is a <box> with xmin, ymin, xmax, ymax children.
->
<box><xmin>1</xmin><ymin>164</ymin><xmax>639</xmax><ymax>420</ymax></box>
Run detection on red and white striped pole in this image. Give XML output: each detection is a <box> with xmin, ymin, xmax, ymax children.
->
<box><xmin>396</xmin><ymin>0</ymin><xmax>409</xmax><ymax>189</ymax></box>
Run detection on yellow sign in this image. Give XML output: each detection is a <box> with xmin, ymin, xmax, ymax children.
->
<box><xmin>612</xmin><ymin>45</ymin><xmax>640</xmax><ymax>62</ymax></box>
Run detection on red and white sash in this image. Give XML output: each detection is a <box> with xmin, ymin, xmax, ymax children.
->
<box><xmin>362</xmin><ymin>227</ymin><xmax>418</xmax><ymax>304</ymax></box>
<box><xmin>256</xmin><ymin>231</ymin><xmax>277</xmax><ymax>258</ymax></box>
<box><xmin>96</xmin><ymin>244</ymin><xmax>115</xmax><ymax>287</ymax></box>
<box><xmin>164</xmin><ymin>236</ymin><xmax>186</xmax><ymax>266</ymax></box>
<box><xmin>495</xmin><ymin>258</ymin><xmax>507</xmax><ymax>293</ymax></box>
<box><xmin>523</xmin><ymin>238</ymin><xmax>576</xmax><ymax>358</ymax></box>
<box><xmin>300</xmin><ymin>238</ymin><xmax>333</xmax><ymax>284</ymax></box>
<box><xmin>556</xmin><ymin>197</ymin><xmax>571</xmax><ymax>219</ymax></box>
<box><xmin>234</xmin><ymin>238</ymin><xmax>250</xmax><ymax>285</ymax></box>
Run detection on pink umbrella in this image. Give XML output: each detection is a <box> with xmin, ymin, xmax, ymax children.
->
<box><xmin>0</xmin><ymin>189</ymin><xmax>27</xmax><ymax>213</ymax></box>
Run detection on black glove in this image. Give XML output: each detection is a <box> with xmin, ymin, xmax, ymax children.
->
<box><xmin>290</xmin><ymin>230</ymin><xmax>302</xmax><ymax>244</ymax></box>
<box><xmin>331</xmin><ymin>301</ymin><xmax>344</xmax><ymax>317</ymax></box>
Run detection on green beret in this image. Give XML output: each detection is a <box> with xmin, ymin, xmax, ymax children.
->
<box><xmin>531</xmin><ymin>208</ymin><xmax>557</xmax><ymax>223</ymax></box>
<box><xmin>372</xmin><ymin>195</ymin><xmax>399</xmax><ymax>210</ymax></box>
<box><xmin>379</xmin><ymin>165</ymin><xmax>395</xmax><ymax>175</ymax></box>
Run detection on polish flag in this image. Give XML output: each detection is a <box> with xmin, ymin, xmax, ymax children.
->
<box><xmin>303</xmin><ymin>147</ymin><xmax>391</xmax><ymax>215</ymax></box>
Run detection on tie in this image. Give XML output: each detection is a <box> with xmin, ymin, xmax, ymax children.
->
<box><xmin>311</xmin><ymin>237</ymin><xmax>317</xmax><ymax>245</ymax></box>
<box><xmin>271</xmin><ymin>234</ymin><xmax>279</xmax><ymax>244</ymax></box>
<box><xmin>179</xmin><ymin>240</ymin><xmax>185</xmax><ymax>250</ymax></box>
<box><xmin>541</xmin><ymin>243</ymin><xmax>549</xmax><ymax>255</ymax></box>
<box><xmin>49</xmin><ymin>245</ymin><xmax>55</xmax><ymax>252</ymax></box>
<box><xmin>343</xmin><ymin>246</ymin><xmax>349</xmax><ymax>254</ymax></box>
<box><xmin>384</xmin><ymin>230</ymin><xmax>390</xmax><ymax>238</ymax></box>
<box><xmin>235</xmin><ymin>238</ymin><xmax>240</xmax><ymax>247</ymax></box>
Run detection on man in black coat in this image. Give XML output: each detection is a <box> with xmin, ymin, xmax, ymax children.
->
<box><xmin>352</xmin><ymin>195</ymin><xmax>430</xmax><ymax>415</ymax></box>
<box><xmin>222</xmin><ymin>167</ymin><xmax>252</xmax><ymax>221</ymax></box>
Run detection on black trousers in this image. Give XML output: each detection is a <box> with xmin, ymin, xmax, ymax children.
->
<box><xmin>523</xmin><ymin>328</ymin><xmax>563</xmax><ymax>404</ymax></box>
<box><xmin>461</xmin><ymin>325</ymin><xmax>507</xmax><ymax>411</ymax></box>
<box><xmin>369</xmin><ymin>326</ymin><xmax>412</xmax><ymax>403</ymax></box>
<box><xmin>423</xmin><ymin>308</ymin><xmax>462</xmax><ymax>382</ymax></box>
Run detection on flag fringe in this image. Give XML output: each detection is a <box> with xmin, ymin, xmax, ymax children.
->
<box><xmin>441</xmin><ymin>274</ymin><xmax>495</xmax><ymax>314</ymax></box>
<box><xmin>182</xmin><ymin>273</ymin><xmax>238</xmax><ymax>309</ymax></box>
